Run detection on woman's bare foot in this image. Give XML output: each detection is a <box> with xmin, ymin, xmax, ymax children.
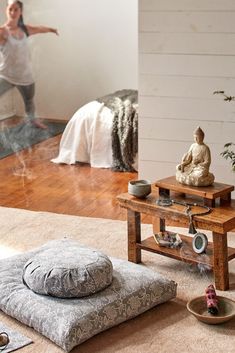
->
<box><xmin>31</xmin><ymin>119</ymin><xmax>48</xmax><ymax>129</ymax></box>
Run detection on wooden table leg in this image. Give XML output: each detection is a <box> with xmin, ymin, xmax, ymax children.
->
<box><xmin>204</xmin><ymin>198</ymin><xmax>215</xmax><ymax>207</ymax></box>
<box><xmin>212</xmin><ymin>231</ymin><xmax>229</xmax><ymax>290</ymax></box>
<box><xmin>158</xmin><ymin>187</ymin><xmax>170</xmax><ymax>199</ymax></box>
<box><xmin>220</xmin><ymin>192</ymin><xmax>231</xmax><ymax>205</ymax></box>
<box><xmin>127</xmin><ymin>209</ymin><xmax>141</xmax><ymax>263</ymax></box>
<box><xmin>152</xmin><ymin>217</ymin><xmax>165</xmax><ymax>234</ymax></box>
<box><xmin>153</xmin><ymin>187</ymin><xmax>168</xmax><ymax>234</ymax></box>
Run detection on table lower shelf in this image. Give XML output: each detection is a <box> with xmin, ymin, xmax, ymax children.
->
<box><xmin>138</xmin><ymin>234</ymin><xmax>235</xmax><ymax>268</ymax></box>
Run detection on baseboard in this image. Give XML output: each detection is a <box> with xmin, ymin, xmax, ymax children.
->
<box><xmin>0</xmin><ymin>112</ymin><xmax>16</xmax><ymax>121</ymax></box>
<box><xmin>1</xmin><ymin>115</ymin><xmax>68</xmax><ymax>124</ymax></box>
<box><xmin>43</xmin><ymin>118</ymin><xmax>68</xmax><ymax>124</ymax></box>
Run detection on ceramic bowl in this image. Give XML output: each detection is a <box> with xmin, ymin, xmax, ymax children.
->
<box><xmin>187</xmin><ymin>295</ymin><xmax>235</xmax><ymax>324</ymax></box>
<box><xmin>128</xmin><ymin>180</ymin><xmax>151</xmax><ymax>198</ymax></box>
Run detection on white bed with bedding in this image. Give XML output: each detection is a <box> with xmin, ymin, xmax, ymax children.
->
<box><xmin>51</xmin><ymin>90</ymin><xmax>138</xmax><ymax>171</ymax></box>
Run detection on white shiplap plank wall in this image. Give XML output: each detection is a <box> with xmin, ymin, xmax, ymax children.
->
<box><xmin>139</xmin><ymin>0</ymin><xmax>235</xmax><ymax>189</ymax></box>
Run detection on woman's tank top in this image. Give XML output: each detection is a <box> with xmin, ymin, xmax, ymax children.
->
<box><xmin>0</xmin><ymin>29</ymin><xmax>34</xmax><ymax>85</ymax></box>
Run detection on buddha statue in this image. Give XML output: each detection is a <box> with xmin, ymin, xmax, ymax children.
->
<box><xmin>176</xmin><ymin>127</ymin><xmax>215</xmax><ymax>187</ymax></box>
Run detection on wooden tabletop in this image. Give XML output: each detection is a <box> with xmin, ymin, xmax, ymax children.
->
<box><xmin>117</xmin><ymin>192</ymin><xmax>235</xmax><ymax>234</ymax></box>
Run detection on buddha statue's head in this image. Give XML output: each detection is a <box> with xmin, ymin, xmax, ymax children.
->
<box><xmin>193</xmin><ymin>126</ymin><xmax>204</xmax><ymax>144</ymax></box>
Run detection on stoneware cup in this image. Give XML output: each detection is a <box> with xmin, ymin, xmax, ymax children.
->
<box><xmin>128</xmin><ymin>179</ymin><xmax>152</xmax><ymax>198</ymax></box>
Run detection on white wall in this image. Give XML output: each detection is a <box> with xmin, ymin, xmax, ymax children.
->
<box><xmin>0</xmin><ymin>0</ymin><xmax>138</xmax><ymax>120</ymax></box>
<box><xmin>0</xmin><ymin>91</ymin><xmax>14</xmax><ymax>119</ymax></box>
<box><xmin>139</xmin><ymin>0</ymin><xmax>235</xmax><ymax>189</ymax></box>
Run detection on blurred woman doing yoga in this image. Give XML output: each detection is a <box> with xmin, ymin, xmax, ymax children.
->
<box><xmin>0</xmin><ymin>0</ymin><xmax>58</xmax><ymax>129</ymax></box>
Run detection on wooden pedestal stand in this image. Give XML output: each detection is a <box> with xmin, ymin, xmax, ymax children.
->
<box><xmin>155</xmin><ymin>176</ymin><xmax>234</xmax><ymax>208</ymax></box>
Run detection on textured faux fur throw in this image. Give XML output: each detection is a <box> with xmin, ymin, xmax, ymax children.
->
<box><xmin>97</xmin><ymin>90</ymin><xmax>138</xmax><ymax>171</ymax></box>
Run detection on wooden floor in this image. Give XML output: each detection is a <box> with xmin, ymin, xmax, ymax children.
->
<box><xmin>0</xmin><ymin>117</ymin><xmax>139</xmax><ymax>221</ymax></box>
<box><xmin>0</xmin><ymin>117</ymin><xmax>234</xmax><ymax>230</ymax></box>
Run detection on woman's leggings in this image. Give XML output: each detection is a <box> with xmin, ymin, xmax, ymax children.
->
<box><xmin>0</xmin><ymin>77</ymin><xmax>35</xmax><ymax>120</ymax></box>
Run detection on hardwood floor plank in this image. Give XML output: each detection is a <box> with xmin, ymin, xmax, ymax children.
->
<box><xmin>0</xmin><ymin>119</ymin><xmax>138</xmax><ymax>221</ymax></box>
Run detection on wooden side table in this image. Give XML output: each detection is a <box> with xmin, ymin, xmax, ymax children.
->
<box><xmin>117</xmin><ymin>191</ymin><xmax>235</xmax><ymax>291</ymax></box>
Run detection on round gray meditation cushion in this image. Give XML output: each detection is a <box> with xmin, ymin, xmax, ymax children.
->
<box><xmin>22</xmin><ymin>240</ymin><xmax>113</xmax><ymax>298</ymax></box>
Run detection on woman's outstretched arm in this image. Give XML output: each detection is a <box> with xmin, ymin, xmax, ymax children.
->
<box><xmin>26</xmin><ymin>25</ymin><xmax>58</xmax><ymax>36</ymax></box>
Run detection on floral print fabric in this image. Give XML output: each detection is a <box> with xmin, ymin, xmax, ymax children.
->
<box><xmin>22</xmin><ymin>240</ymin><xmax>113</xmax><ymax>298</ymax></box>
<box><xmin>0</xmin><ymin>241</ymin><xmax>177</xmax><ymax>352</ymax></box>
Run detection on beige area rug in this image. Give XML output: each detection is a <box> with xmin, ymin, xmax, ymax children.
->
<box><xmin>1</xmin><ymin>206</ymin><xmax>235</xmax><ymax>353</ymax></box>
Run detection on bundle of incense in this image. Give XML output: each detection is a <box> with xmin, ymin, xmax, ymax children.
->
<box><xmin>205</xmin><ymin>284</ymin><xmax>219</xmax><ymax>315</ymax></box>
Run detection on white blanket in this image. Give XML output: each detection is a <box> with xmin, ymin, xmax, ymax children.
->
<box><xmin>51</xmin><ymin>100</ymin><xmax>138</xmax><ymax>170</ymax></box>
<box><xmin>51</xmin><ymin>101</ymin><xmax>114</xmax><ymax>168</ymax></box>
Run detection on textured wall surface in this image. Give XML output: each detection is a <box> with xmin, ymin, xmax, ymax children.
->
<box><xmin>139</xmin><ymin>0</ymin><xmax>235</xmax><ymax>189</ymax></box>
<box><xmin>0</xmin><ymin>0</ymin><xmax>138</xmax><ymax>120</ymax></box>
